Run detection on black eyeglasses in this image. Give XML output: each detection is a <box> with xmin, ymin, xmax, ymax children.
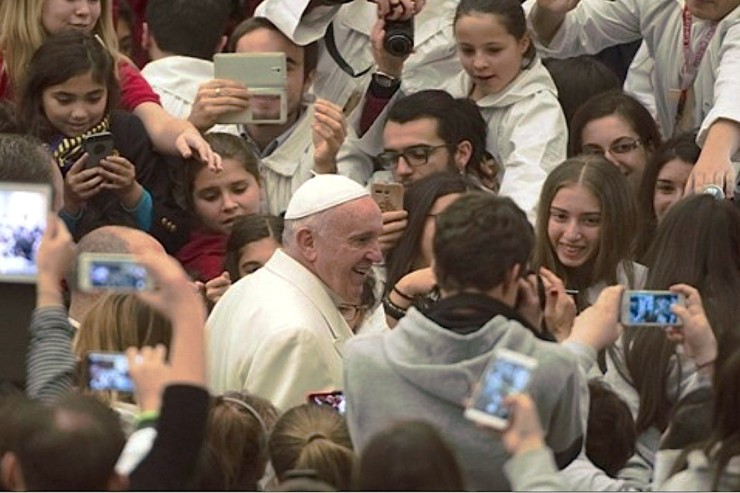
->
<box><xmin>581</xmin><ymin>137</ymin><xmax>642</xmax><ymax>156</ymax></box>
<box><xmin>375</xmin><ymin>144</ymin><xmax>454</xmax><ymax>170</ymax></box>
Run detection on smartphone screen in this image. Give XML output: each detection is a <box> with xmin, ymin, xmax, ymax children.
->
<box><xmin>0</xmin><ymin>183</ymin><xmax>50</xmax><ymax>283</ymax></box>
<box><xmin>622</xmin><ymin>291</ymin><xmax>684</xmax><ymax>326</ymax></box>
<box><xmin>78</xmin><ymin>254</ymin><xmax>151</xmax><ymax>292</ymax></box>
<box><xmin>307</xmin><ymin>391</ymin><xmax>346</xmax><ymax>415</ymax></box>
<box><xmin>86</xmin><ymin>352</ymin><xmax>134</xmax><ymax>393</ymax></box>
<box><xmin>465</xmin><ymin>349</ymin><xmax>537</xmax><ymax>429</ymax></box>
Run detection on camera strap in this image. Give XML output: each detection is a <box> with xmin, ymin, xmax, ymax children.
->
<box><xmin>324</xmin><ymin>22</ymin><xmax>374</xmax><ymax>78</ymax></box>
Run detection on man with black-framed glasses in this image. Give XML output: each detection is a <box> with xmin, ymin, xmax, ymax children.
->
<box><xmin>370</xmin><ymin>89</ymin><xmax>495</xmax><ymax>252</ymax></box>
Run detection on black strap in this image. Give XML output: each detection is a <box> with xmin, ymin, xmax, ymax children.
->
<box><xmin>324</xmin><ymin>21</ymin><xmax>374</xmax><ymax>79</ymax></box>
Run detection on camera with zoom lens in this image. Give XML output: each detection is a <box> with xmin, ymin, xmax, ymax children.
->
<box><xmin>384</xmin><ymin>19</ymin><xmax>415</xmax><ymax>57</ymax></box>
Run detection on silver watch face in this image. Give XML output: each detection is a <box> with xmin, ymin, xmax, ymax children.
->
<box><xmin>374</xmin><ymin>73</ymin><xmax>398</xmax><ymax>88</ymax></box>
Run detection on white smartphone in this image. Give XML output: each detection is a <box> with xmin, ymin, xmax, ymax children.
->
<box><xmin>620</xmin><ymin>290</ymin><xmax>685</xmax><ymax>327</ymax></box>
<box><xmin>465</xmin><ymin>348</ymin><xmax>538</xmax><ymax>430</ymax></box>
<box><xmin>77</xmin><ymin>253</ymin><xmax>152</xmax><ymax>292</ymax></box>
<box><xmin>0</xmin><ymin>182</ymin><xmax>51</xmax><ymax>283</ymax></box>
<box><xmin>213</xmin><ymin>52</ymin><xmax>287</xmax><ymax>124</ymax></box>
<box><xmin>86</xmin><ymin>351</ymin><xmax>134</xmax><ymax>393</ymax></box>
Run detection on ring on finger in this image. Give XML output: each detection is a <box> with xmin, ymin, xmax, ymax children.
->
<box><xmin>215</xmin><ymin>87</ymin><xmax>222</xmax><ymax>97</ymax></box>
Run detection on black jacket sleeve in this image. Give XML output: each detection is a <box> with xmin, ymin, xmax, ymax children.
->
<box><xmin>128</xmin><ymin>384</ymin><xmax>210</xmax><ymax>491</ymax></box>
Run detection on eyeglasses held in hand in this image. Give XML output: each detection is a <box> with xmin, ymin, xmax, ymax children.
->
<box><xmin>581</xmin><ymin>137</ymin><xmax>642</xmax><ymax>156</ymax></box>
<box><xmin>375</xmin><ymin>144</ymin><xmax>454</xmax><ymax>170</ymax></box>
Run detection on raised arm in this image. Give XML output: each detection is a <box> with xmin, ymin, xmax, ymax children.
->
<box><xmin>26</xmin><ymin>216</ymin><xmax>77</xmax><ymax>403</ymax></box>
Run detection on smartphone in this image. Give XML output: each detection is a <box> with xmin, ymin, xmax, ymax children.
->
<box><xmin>464</xmin><ymin>348</ymin><xmax>538</xmax><ymax>430</ymax></box>
<box><xmin>307</xmin><ymin>390</ymin><xmax>346</xmax><ymax>415</ymax></box>
<box><xmin>0</xmin><ymin>182</ymin><xmax>50</xmax><ymax>283</ymax></box>
<box><xmin>86</xmin><ymin>351</ymin><xmax>134</xmax><ymax>393</ymax></box>
<box><xmin>213</xmin><ymin>52</ymin><xmax>287</xmax><ymax>124</ymax></box>
<box><xmin>371</xmin><ymin>182</ymin><xmax>404</xmax><ymax>212</ymax></box>
<box><xmin>77</xmin><ymin>253</ymin><xmax>152</xmax><ymax>292</ymax></box>
<box><xmin>620</xmin><ymin>290</ymin><xmax>685</xmax><ymax>327</ymax></box>
<box><xmin>83</xmin><ymin>131</ymin><xmax>115</xmax><ymax>168</ymax></box>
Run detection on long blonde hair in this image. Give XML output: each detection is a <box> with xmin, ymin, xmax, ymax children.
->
<box><xmin>74</xmin><ymin>293</ymin><xmax>172</xmax><ymax>360</ymax></box>
<box><xmin>0</xmin><ymin>0</ymin><xmax>119</xmax><ymax>93</ymax></box>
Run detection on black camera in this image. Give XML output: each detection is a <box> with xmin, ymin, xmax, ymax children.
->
<box><xmin>384</xmin><ymin>19</ymin><xmax>414</xmax><ymax>57</ymax></box>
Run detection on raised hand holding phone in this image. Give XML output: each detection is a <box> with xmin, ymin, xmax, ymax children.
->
<box><xmin>665</xmin><ymin>284</ymin><xmax>717</xmax><ymax>370</ymax></box>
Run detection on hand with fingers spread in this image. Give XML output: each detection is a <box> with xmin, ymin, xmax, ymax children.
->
<box><xmin>189</xmin><ymin>79</ymin><xmax>251</xmax><ymax>133</ymax></box>
<box><xmin>127</xmin><ymin>344</ymin><xmax>171</xmax><ymax>413</ymax></box>
<box><xmin>312</xmin><ymin>99</ymin><xmax>348</xmax><ymax>173</ymax></box>
<box><xmin>665</xmin><ymin>283</ymin><xmax>717</xmax><ymax>370</ymax></box>
<box><xmin>175</xmin><ymin>126</ymin><xmax>222</xmax><ymax>171</ymax></box>
<box><xmin>685</xmin><ymin>153</ymin><xmax>736</xmax><ymax>199</ymax></box>
<box><xmin>565</xmin><ymin>284</ymin><xmax>624</xmax><ymax>351</ymax></box>
<box><xmin>63</xmin><ymin>153</ymin><xmax>105</xmax><ymax>215</ymax></box>
<box><xmin>98</xmin><ymin>155</ymin><xmax>143</xmax><ymax>209</ymax></box>
<box><xmin>540</xmin><ymin>267</ymin><xmax>576</xmax><ymax>342</ymax></box>
<box><xmin>379</xmin><ymin>209</ymin><xmax>408</xmax><ymax>254</ymax></box>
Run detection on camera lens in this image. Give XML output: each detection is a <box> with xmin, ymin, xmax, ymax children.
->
<box><xmin>383</xmin><ymin>19</ymin><xmax>414</xmax><ymax>57</ymax></box>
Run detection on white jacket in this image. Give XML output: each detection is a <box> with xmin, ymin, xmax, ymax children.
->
<box><xmin>206</xmin><ymin>249</ymin><xmax>354</xmax><ymax>411</ymax></box>
<box><xmin>444</xmin><ymin>58</ymin><xmax>567</xmax><ymax>223</ymax></box>
<box><xmin>255</xmin><ymin>0</ymin><xmax>462</xmax><ymax>112</ymax></box>
<box><xmin>524</xmin><ymin>0</ymin><xmax>740</xmax><ymax>158</ymax></box>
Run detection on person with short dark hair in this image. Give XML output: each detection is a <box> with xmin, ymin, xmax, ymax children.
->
<box><xmin>343</xmin><ymin>192</ymin><xmax>586</xmax><ymax>490</ymax></box>
<box><xmin>141</xmin><ymin>0</ymin><xmax>232</xmax><ymax>120</ymax></box>
<box><xmin>1</xmin><ymin>393</ymin><xmax>128</xmax><ymax>491</ymax></box>
<box><xmin>586</xmin><ymin>380</ymin><xmax>637</xmax><ymax>478</ymax></box>
<box><xmin>358</xmin><ymin>420</ymin><xmax>466</xmax><ymax>491</ymax></box>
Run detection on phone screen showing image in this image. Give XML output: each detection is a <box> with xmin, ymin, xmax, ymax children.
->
<box><xmin>86</xmin><ymin>352</ymin><xmax>134</xmax><ymax>393</ymax></box>
<box><xmin>470</xmin><ymin>356</ymin><xmax>534</xmax><ymax>422</ymax></box>
<box><xmin>625</xmin><ymin>291</ymin><xmax>681</xmax><ymax>326</ymax></box>
<box><xmin>0</xmin><ymin>183</ymin><xmax>50</xmax><ymax>283</ymax></box>
<box><xmin>89</xmin><ymin>260</ymin><xmax>149</xmax><ymax>291</ymax></box>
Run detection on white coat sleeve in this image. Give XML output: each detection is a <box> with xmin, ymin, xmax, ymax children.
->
<box><xmin>624</xmin><ymin>42</ymin><xmax>659</xmax><ymax>124</ymax></box>
<box><xmin>496</xmin><ymin>93</ymin><xmax>567</xmax><ymax>224</ymax></box>
<box><xmin>255</xmin><ymin>0</ymin><xmax>342</xmax><ymax>45</ymax></box>
<box><xmin>527</xmin><ymin>0</ymin><xmax>643</xmax><ymax>58</ymax></box>
<box><xmin>697</xmin><ymin>22</ymin><xmax>740</xmax><ymax>156</ymax></box>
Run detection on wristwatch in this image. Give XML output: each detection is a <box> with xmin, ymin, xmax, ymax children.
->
<box><xmin>372</xmin><ymin>71</ymin><xmax>401</xmax><ymax>89</ymax></box>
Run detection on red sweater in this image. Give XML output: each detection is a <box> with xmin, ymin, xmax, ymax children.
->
<box><xmin>175</xmin><ymin>230</ymin><xmax>228</xmax><ymax>283</ymax></box>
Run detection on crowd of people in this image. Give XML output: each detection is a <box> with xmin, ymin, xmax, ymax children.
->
<box><xmin>0</xmin><ymin>0</ymin><xmax>739</xmax><ymax>490</ymax></box>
